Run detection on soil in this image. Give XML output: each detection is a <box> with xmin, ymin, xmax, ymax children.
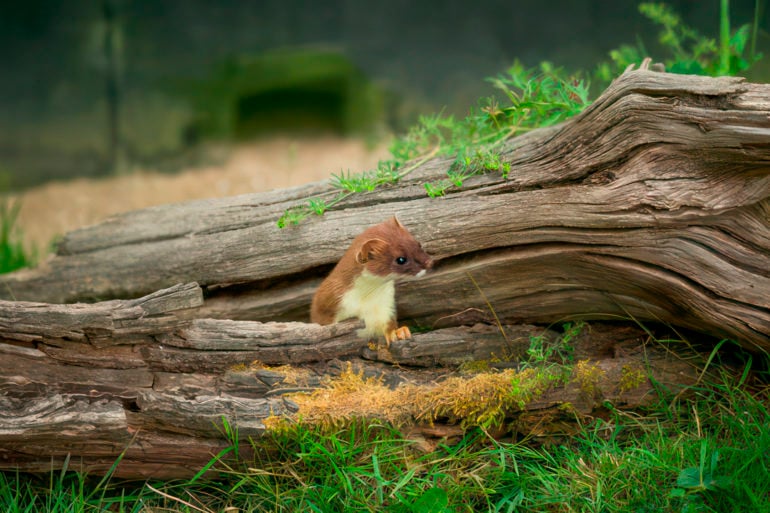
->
<box><xmin>10</xmin><ymin>135</ymin><xmax>390</xmax><ymax>255</ymax></box>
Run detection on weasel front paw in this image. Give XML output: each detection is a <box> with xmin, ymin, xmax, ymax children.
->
<box><xmin>384</xmin><ymin>326</ymin><xmax>412</xmax><ymax>347</ymax></box>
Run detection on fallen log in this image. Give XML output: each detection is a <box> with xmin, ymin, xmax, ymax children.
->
<box><xmin>1</xmin><ymin>65</ymin><xmax>769</xmax><ymax>477</ymax></box>
<box><xmin>1</xmin><ymin>65</ymin><xmax>768</xmax><ymax>351</ymax></box>
<box><xmin>1</xmin><ymin>284</ymin><xmax>702</xmax><ymax>478</ymax></box>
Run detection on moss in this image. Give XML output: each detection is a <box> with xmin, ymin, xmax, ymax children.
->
<box><xmin>573</xmin><ymin>360</ymin><xmax>606</xmax><ymax>397</ymax></box>
<box><xmin>228</xmin><ymin>361</ymin><xmax>313</xmax><ymax>387</ymax></box>
<box><xmin>458</xmin><ymin>360</ymin><xmax>492</xmax><ymax>373</ymax></box>
<box><xmin>280</xmin><ymin>363</ymin><xmax>560</xmax><ymax>431</ymax></box>
<box><xmin>619</xmin><ymin>364</ymin><xmax>647</xmax><ymax>393</ymax></box>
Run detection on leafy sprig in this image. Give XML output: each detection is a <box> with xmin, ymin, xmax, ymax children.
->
<box><xmin>278</xmin><ymin>2</ymin><xmax>764</xmax><ymax>228</ymax></box>
<box><xmin>277</xmin><ymin>63</ymin><xmax>590</xmax><ymax>226</ymax></box>
<box><xmin>595</xmin><ymin>1</ymin><xmax>763</xmax><ymax>84</ymax></box>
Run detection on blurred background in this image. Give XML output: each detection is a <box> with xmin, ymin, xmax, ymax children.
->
<box><xmin>1</xmin><ymin>0</ymin><xmax>768</xmax><ymax>255</ymax></box>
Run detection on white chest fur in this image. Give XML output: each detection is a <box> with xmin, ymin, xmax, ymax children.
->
<box><xmin>335</xmin><ymin>270</ymin><xmax>396</xmax><ymax>338</ymax></box>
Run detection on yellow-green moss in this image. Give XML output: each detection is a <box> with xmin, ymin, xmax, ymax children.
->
<box><xmin>573</xmin><ymin>360</ymin><xmax>606</xmax><ymax>396</ymax></box>
<box><xmin>228</xmin><ymin>361</ymin><xmax>313</xmax><ymax>387</ymax></box>
<box><xmin>279</xmin><ymin>363</ymin><xmax>560</xmax><ymax>431</ymax></box>
<box><xmin>458</xmin><ymin>360</ymin><xmax>492</xmax><ymax>373</ymax></box>
<box><xmin>619</xmin><ymin>364</ymin><xmax>647</xmax><ymax>393</ymax></box>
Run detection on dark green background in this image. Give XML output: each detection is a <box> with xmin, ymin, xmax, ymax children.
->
<box><xmin>0</xmin><ymin>0</ymin><xmax>766</xmax><ymax>190</ymax></box>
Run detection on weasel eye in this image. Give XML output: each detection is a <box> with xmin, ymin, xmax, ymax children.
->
<box><xmin>395</xmin><ymin>256</ymin><xmax>408</xmax><ymax>265</ymax></box>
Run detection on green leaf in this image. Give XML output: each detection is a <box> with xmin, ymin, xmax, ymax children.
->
<box><xmin>410</xmin><ymin>487</ymin><xmax>448</xmax><ymax>513</ymax></box>
<box><xmin>675</xmin><ymin>468</ymin><xmax>732</xmax><ymax>492</ymax></box>
<box><xmin>668</xmin><ymin>60</ymin><xmax>706</xmax><ymax>75</ymax></box>
<box><xmin>308</xmin><ymin>198</ymin><xmax>327</xmax><ymax>215</ymax></box>
<box><xmin>676</xmin><ymin>467</ymin><xmax>705</xmax><ymax>489</ymax></box>
<box><xmin>729</xmin><ymin>25</ymin><xmax>750</xmax><ymax>54</ymax></box>
<box><xmin>669</xmin><ymin>488</ymin><xmax>687</xmax><ymax>498</ymax></box>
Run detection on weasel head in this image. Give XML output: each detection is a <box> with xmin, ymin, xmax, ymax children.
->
<box><xmin>355</xmin><ymin>216</ymin><xmax>433</xmax><ymax>280</ymax></box>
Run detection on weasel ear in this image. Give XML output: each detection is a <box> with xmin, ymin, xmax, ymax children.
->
<box><xmin>356</xmin><ymin>238</ymin><xmax>388</xmax><ymax>264</ymax></box>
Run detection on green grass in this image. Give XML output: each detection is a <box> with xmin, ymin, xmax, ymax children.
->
<box><xmin>2</xmin><ymin>374</ymin><xmax>768</xmax><ymax>512</ymax></box>
<box><xmin>0</xmin><ymin>198</ymin><xmax>33</xmax><ymax>275</ymax></box>
<box><xmin>595</xmin><ymin>1</ymin><xmax>763</xmax><ymax>83</ymax></box>
<box><xmin>0</xmin><ymin>465</ymin><xmax>145</xmax><ymax>513</ymax></box>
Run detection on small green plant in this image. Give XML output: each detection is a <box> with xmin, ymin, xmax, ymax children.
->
<box><xmin>423</xmin><ymin>180</ymin><xmax>451</xmax><ymax>198</ymax></box>
<box><xmin>277</xmin><ymin>159</ymin><xmax>414</xmax><ymax>227</ymax></box>
<box><xmin>619</xmin><ymin>364</ymin><xmax>647</xmax><ymax>392</ymax></box>
<box><xmin>278</xmin><ymin>62</ymin><xmax>590</xmax><ymax>226</ymax></box>
<box><xmin>278</xmin><ymin>2</ymin><xmax>766</xmax><ymax>228</ymax></box>
<box><xmin>670</xmin><ymin>442</ymin><xmax>732</xmax><ymax>503</ymax></box>
<box><xmin>524</xmin><ymin>320</ymin><xmax>582</xmax><ymax>368</ymax></box>
<box><xmin>424</xmin><ymin>148</ymin><xmax>513</xmax><ymax>197</ymax></box>
<box><xmin>573</xmin><ymin>359</ymin><xmax>607</xmax><ymax>396</ymax></box>
<box><xmin>0</xmin><ymin>198</ymin><xmax>33</xmax><ymax>275</ymax></box>
<box><xmin>595</xmin><ymin>1</ymin><xmax>763</xmax><ymax>84</ymax></box>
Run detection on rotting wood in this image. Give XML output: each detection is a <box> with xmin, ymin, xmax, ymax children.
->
<box><xmin>1</xmin><ymin>283</ymin><xmax>704</xmax><ymax>479</ymax></box>
<box><xmin>1</xmin><ymin>65</ymin><xmax>768</xmax><ymax>351</ymax></box>
<box><xmin>0</xmin><ymin>282</ymin><xmax>203</xmax><ymax>347</ymax></box>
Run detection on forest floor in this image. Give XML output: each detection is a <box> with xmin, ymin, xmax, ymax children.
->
<box><xmin>11</xmin><ymin>135</ymin><xmax>389</xmax><ymax>255</ymax></box>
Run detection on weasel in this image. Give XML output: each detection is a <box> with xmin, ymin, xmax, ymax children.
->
<box><xmin>311</xmin><ymin>216</ymin><xmax>433</xmax><ymax>345</ymax></box>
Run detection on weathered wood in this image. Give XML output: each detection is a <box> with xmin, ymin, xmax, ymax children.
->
<box><xmin>0</xmin><ymin>283</ymin><xmax>705</xmax><ymax>479</ymax></box>
<box><xmin>1</xmin><ymin>67</ymin><xmax>768</xmax><ymax>350</ymax></box>
<box><xmin>0</xmin><ymin>282</ymin><xmax>203</xmax><ymax>347</ymax></box>
<box><xmin>140</xmin><ymin>317</ymin><xmax>371</xmax><ymax>372</ymax></box>
<box><xmin>1</xmin><ymin>67</ymin><xmax>768</xmax><ymax>478</ymax></box>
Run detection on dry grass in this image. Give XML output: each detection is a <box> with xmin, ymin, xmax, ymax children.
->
<box><xmin>280</xmin><ymin>363</ymin><xmax>559</xmax><ymax>430</ymax></box>
<box><xmin>10</xmin><ymin>135</ymin><xmax>389</xmax><ymax>253</ymax></box>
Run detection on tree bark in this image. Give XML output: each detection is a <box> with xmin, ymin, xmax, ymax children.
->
<box><xmin>1</xmin><ymin>283</ymin><xmax>702</xmax><ymax>478</ymax></box>
<box><xmin>1</xmin><ymin>66</ymin><xmax>768</xmax><ymax>350</ymax></box>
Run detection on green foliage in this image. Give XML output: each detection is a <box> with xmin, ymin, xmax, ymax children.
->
<box><xmin>277</xmin><ymin>2</ymin><xmax>766</xmax><ymax>228</ymax></box>
<box><xmin>277</xmin><ymin>159</ymin><xmax>405</xmax><ymax>227</ymax></box>
<box><xmin>0</xmin><ymin>458</ymin><xmax>145</xmax><ymax>513</ymax></box>
<box><xmin>5</xmin><ymin>373</ymin><xmax>767</xmax><ymax>512</ymax></box>
<box><xmin>671</xmin><ymin>442</ymin><xmax>732</xmax><ymax>500</ymax></box>
<box><xmin>0</xmin><ymin>198</ymin><xmax>33</xmax><ymax>275</ymax></box>
<box><xmin>400</xmin><ymin>60</ymin><xmax>589</xmax><ymax>169</ymax></box>
<box><xmin>595</xmin><ymin>1</ymin><xmax>763</xmax><ymax>84</ymax></box>
<box><xmin>523</xmin><ymin>321</ymin><xmax>582</xmax><ymax>368</ymax></box>
<box><xmin>278</xmin><ymin>62</ymin><xmax>590</xmax><ymax>226</ymax></box>
<box><xmin>425</xmin><ymin>147</ymin><xmax>514</xmax><ymax>197</ymax></box>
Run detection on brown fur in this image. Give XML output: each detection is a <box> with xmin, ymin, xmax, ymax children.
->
<box><xmin>310</xmin><ymin>217</ymin><xmax>433</xmax><ymax>329</ymax></box>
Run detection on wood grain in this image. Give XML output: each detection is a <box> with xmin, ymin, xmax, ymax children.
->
<box><xmin>1</xmin><ymin>68</ymin><xmax>767</xmax><ymax>350</ymax></box>
<box><xmin>0</xmin><ymin>282</ymin><xmax>701</xmax><ymax>478</ymax></box>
